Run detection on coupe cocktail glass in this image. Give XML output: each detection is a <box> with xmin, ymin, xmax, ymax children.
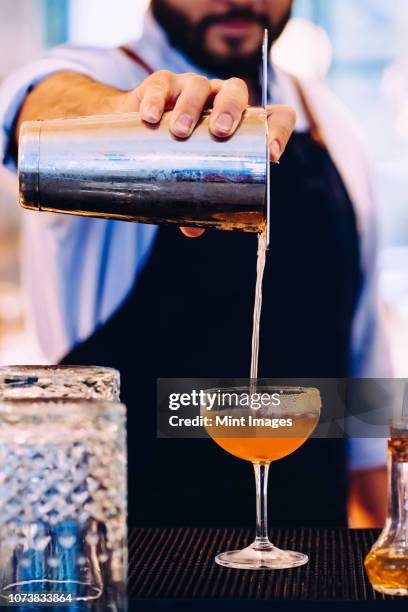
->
<box><xmin>202</xmin><ymin>386</ymin><xmax>321</xmax><ymax>569</ymax></box>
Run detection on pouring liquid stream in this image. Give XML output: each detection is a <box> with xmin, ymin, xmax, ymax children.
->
<box><xmin>250</xmin><ymin>231</ymin><xmax>268</xmax><ymax>391</ymax></box>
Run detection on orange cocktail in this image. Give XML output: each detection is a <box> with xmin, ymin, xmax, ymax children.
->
<box><xmin>207</xmin><ymin>413</ymin><xmax>320</xmax><ymax>462</ymax></box>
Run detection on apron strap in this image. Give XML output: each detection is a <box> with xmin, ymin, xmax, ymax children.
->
<box><xmin>119</xmin><ymin>45</ymin><xmax>155</xmax><ymax>75</ymax></box>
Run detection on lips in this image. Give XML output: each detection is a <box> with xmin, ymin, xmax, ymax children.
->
<box><xmin>214</xmin><ymin>18</ymin><xmax>257</xmax><ymax>32</ymax></box>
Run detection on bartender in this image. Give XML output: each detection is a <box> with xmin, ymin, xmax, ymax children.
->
<box><xmin>0</xmin><ymin>0</ymin><xmax>390</xmax><ymax>527</ymax></box>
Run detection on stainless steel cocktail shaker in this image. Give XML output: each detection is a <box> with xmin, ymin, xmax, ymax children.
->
<box><xmin>18</xmin><ymin>107</ymin><xmax>269</xmax><ymax>235</ymax></box>
<box><xmin>19</xmin><ymin>30</ymin><xmax>271</xmax><ymax>243</ymax></box>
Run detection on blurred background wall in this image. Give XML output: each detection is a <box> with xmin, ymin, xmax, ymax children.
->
<box><xmin>0</xmin><ymin>0</ymin><xmax>408</xmax><ymax>370</ymax></box>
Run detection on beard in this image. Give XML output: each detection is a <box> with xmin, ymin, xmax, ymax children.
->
<box><xmin>151</xmin><ymin>0</ymin><xmax>291</xmax><ymax>79</ymax></box>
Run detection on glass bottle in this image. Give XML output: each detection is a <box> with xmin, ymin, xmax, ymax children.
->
<box><xmin>0</xmin><ymin>398</ymin><xmax>127</xmax><ymax>609</ymax></box>
<box><xmin>364</xmin><ymin>419</ymin><xmax>408</xmax><ymax>596</ymax></box>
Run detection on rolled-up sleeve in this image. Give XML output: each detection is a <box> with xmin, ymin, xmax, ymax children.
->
<box><xmin>0</xmin><ymin>44</ymin><xmax>133</xmax><ymax>172</ymax></box>
<box><xmin>0</xmin><ymin>43</ymin><xmax>156</xmax><ymax>363</ymax></box>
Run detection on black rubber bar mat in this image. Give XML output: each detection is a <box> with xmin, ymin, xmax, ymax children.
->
<box><xmin>127</xmin><ymin>527</ymin><xmax>400</xmax><ymax>603</ymax></box>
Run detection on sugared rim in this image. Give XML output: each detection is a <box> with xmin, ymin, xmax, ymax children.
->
<box><xmin>200</xmin><ymin>386</ymin><xmax>321</xmax><ymax>415</ymax></box>
<box><xmin>202</xmin><ymin>386</ymin><xmax>320</xmax><ymax>396</ymax></box>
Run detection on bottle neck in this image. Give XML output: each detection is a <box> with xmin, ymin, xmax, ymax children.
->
<box><xmin>387</xmin><ymin>437</ymin><xmax>408</xmax><ymax>527</ymax></box>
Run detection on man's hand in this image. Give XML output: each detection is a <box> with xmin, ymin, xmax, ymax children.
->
<box><xmin>16</xmin><ymin>70</ymin><xmax>296</xmax><ymax>237</ymax></box>
<box><xmin>114</xmin><ymin>71</ymin><xmax>296</xmax><ymax>237</ymax></box>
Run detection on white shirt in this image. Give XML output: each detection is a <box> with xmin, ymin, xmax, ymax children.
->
<box><xmin>0</xmin><ymin>11</ymin><xmax>391</xmax><ymax>469</ymax></box>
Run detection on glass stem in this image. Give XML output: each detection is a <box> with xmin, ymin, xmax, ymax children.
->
<box><xmin>253</xmin><ymin>461</ymin><xmax>272</xmax><ymax>550</ymax></box>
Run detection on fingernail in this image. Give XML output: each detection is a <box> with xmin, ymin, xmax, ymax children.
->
<box><xmin>174</xmin><ymin>113</ymin><xmax>194</xmax><ymax>136</ymax></box>
<box><xmin>215</xmin><ymin>112</ymin><xmax>234</xmax><ymax>133</ymax></box>
<box><xmin>144</xmin><ymin>105</ymin><xmax>160</xmax><ymax>122</ymax></box>
<box><xmin>270</xmin><ymin>139</ymin><xmax>281</xmax><ymax>161</ymax></box>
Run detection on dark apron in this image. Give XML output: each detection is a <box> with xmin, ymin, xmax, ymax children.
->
<box><xmin>61</xmin><ymin>130</ymin><xmax>361</xmax><ymax>528</ymax></box>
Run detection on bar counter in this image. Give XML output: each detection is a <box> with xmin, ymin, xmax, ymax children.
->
<box><xmin>128</xmin><ymin>527</ymin><xmax>406</xmax><ymax>610</ymax></box>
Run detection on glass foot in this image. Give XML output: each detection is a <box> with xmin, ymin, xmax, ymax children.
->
<box><xmin>215</xmin><ymin>542</ymin><xmax>308</xmax><ymax>570</ymax></box>
<box><xmin>371</xmin><ymin>584</ymin><xmax>408</xmax><ymax>597</ymax></box>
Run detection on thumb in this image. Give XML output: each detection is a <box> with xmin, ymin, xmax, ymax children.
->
<box><xmin>267</xmin><ymin>104</ymin><xmax>296</xmax><ymax>162</ymax></box>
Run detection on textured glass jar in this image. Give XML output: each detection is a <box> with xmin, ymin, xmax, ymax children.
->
<box><xmin>0</xmin><ymin>366</ymin><xmax>120</xmax><ymax>401</ymax></box>
<box><xmin>364</xmin><ymin>419</ymin><xmax>408</xmax><ymax>596</ymax></box>
<box><xmin>0</xmin><ymin>399</ymin><xmax>127</xmax><ymax>608</ymax></box>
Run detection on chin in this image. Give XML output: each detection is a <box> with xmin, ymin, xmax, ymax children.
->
<box><xmin>206</xmin><ymin>23</ymin><xmax>263</xmax><ymax>54</ymax></box>
<box><xmin>206</xmin><ymin>37</ymin><xmax>262</xmax><ymax>61</ymax></box>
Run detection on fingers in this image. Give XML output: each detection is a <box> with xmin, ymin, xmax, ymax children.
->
<box><xmin>266</xmin><ymin>104</ymin><xmax>296</xmax><ymax>161</ymax></box>
<box><xmin>209</xmin><ymin>78</ymin><xmax>249</xmax><ymax>138</ymax></box>
<box><xmin>169</xmin><ymin>75</ymin><xmax>212</xmax><ymax>138</ymax></box>
<box><xmin>170</xmin><ymin>76</ymin><xmax>248</xmax><ymax>139</ymax></box>
<box><xmin>137</xmin><ymin>71</ymin><xmax>178</xmax><ymax>124</ymax></box>
<box><xmin>134</xmin><ymin>71</ymin><xmax>249</xmax><ymax>142</ymax></box>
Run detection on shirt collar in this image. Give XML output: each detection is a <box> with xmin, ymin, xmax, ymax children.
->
<box><xmin>131</xmin><ymin>11</ymin><xmax>207</xmax><ymax>75</ymax></box>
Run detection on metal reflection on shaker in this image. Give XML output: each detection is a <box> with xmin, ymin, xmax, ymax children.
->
<box><xmin>18</xmin><ymin>107</ymin><xmax>268</xmax><ymax>234</ymax></box>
